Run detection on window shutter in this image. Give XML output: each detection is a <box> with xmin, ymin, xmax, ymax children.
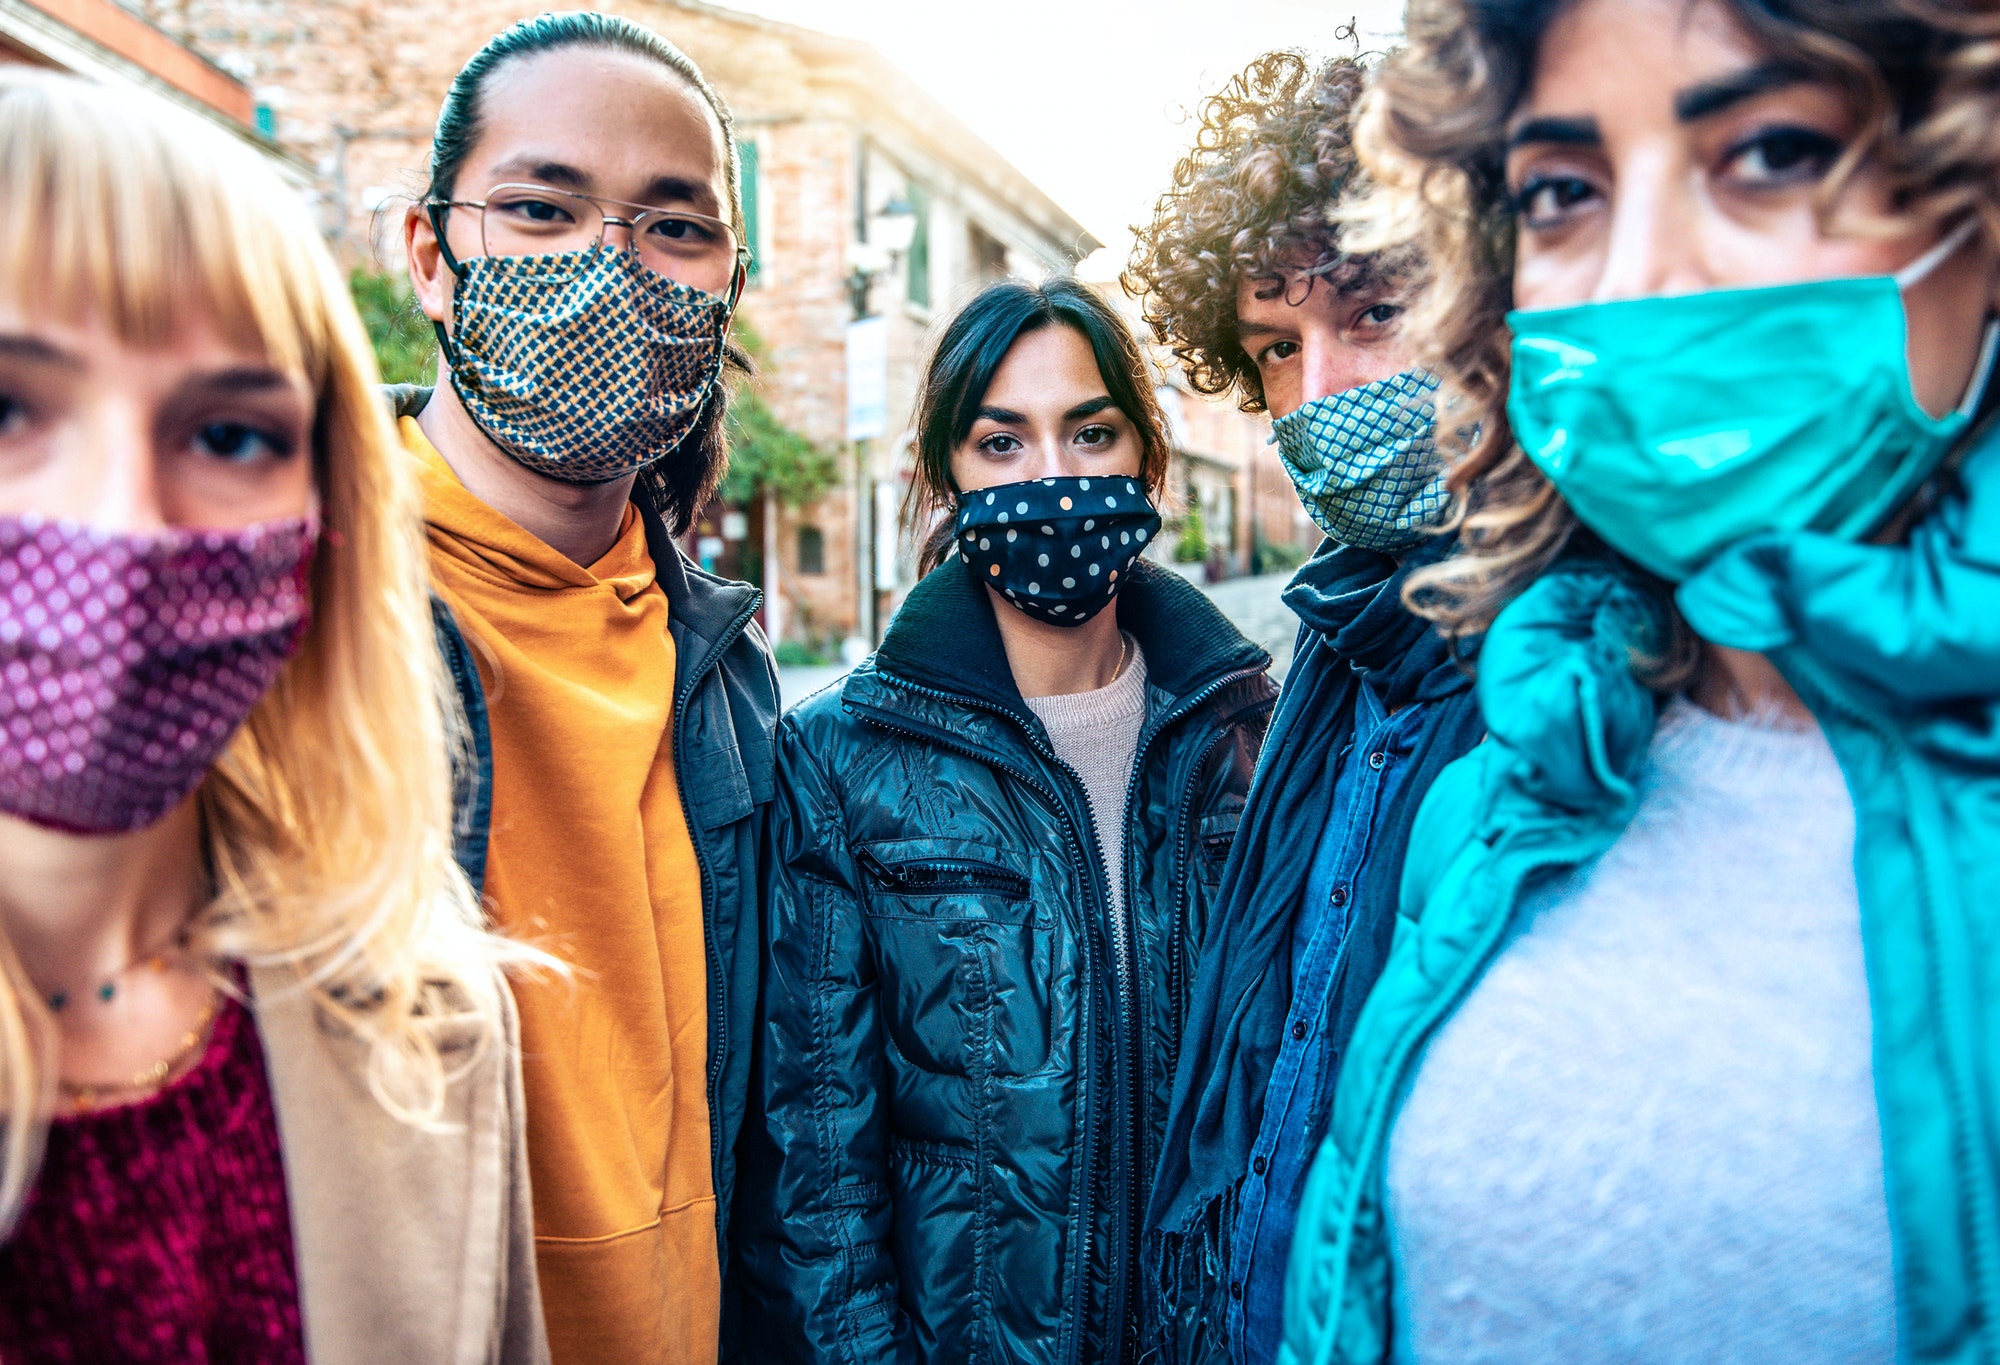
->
<box><xmin>737</xmin><ymin>138</ymin><xmax>762</xmax><ymax>280</ymax></box>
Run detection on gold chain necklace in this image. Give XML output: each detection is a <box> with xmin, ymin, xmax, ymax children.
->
<box><xmin>59</xmin><ymin>985</ymin><xmax>222</xmax><ymax>1114</ymax></box>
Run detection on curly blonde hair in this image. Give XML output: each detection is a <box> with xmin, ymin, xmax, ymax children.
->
<box><xmin>1345</xmin><ymin>0</ymin><xmax>2000</xmax><ymax>670</ymax></box>
<box><xmin>1123</xmin><ymin>45</ymin><xmax>1380</xmax><ymax>412</ymax></box>
<box><xmin>0</xmin><ymin>70</ymin><xmax>545</xmax><ymax>1232</ymax></box>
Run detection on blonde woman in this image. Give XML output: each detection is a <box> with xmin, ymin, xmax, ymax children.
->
<box><xmin>1281</xmin><ymin>1</ymin><xmax>2000</xmax><ymax>1363</ymax></box>
<box><xmin>0</xmin><ymin>71</ymin><xmax>546</xmax><ymax>1364</ymax></box>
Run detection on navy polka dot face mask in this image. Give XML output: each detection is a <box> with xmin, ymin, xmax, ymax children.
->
<box><xmin>954</xmin><ymin>476</ymin><xmax>1161</xmax><ymax>627</ymax></box>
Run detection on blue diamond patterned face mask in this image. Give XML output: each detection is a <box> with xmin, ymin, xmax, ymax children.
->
<box><xmin>438</xmin><ymin>247</ymin><xmax>734</xmax><ymax>485</ymax></box>
<box><xmin>1268</xmin><ymin>369</ymin><xmax>1451</xmax><ymax>552</ymax></box>
<box><xmin>954</xmin><ymin>476</ymin><xmax>1161</xmax><ymax>627</ymax></box>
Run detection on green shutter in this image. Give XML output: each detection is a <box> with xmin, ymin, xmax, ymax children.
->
<box><xmin>906</xmin><ymin>185</ymin><xmax>930</xmax><ymax>308</ymax></box>
<box><xmin>737</xmin><ymin>138</ymin><xmax>761</xmax><ymax>280</ymax></box>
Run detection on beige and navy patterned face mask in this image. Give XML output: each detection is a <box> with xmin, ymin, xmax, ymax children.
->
<box><xmin>439</xmin><ymin>247</ymin><xmax>732</xmax><ymax>484</ymax></box>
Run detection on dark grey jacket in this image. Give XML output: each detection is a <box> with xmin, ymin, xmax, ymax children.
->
<box><xmin>397</xmin><ymin>387</ymin><xmax>780</xmax><ymax>1356</ymax></box>
<box><xmin>737</xmin><ymin>557</ymin><xmax>1276</xmax><ymax>1365</ymax></box>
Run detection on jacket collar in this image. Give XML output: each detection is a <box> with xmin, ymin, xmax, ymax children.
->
<box><xmin>1475</xmin><ymin>422</ymin><xmax>2000</xmax><ymax>826</ymax></box>
<box><xmin>865</xmin><ymin>555</ymin><xmax>1268</xmax><ymax>716</ymax></box>
<box><xmin>389</xmin><ymin>384</ymin><xmax>761</xmax><ymax>679</ymax></box>
<box><xmin>251</xmin><ymin>964</ymin><xmax>547</xmax><ymax>1365</ymax></box>
<box><xmin>1476</xmin><ymin>560</ymin><xmax>1666</xmax><ymax>823</ymax></box>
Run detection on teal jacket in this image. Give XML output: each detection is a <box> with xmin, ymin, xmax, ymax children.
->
<box><xmin>1279</xmin><ymin>430</ymin><xmax>2000</xmax><ymax>1365</ymax></box>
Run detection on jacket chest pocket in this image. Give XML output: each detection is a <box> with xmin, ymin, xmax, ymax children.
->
<box><xmin>859</xmin><ymin>840</ymin><xmax>1054</xmax><ymax>1080</ymax></box>
<box><xmin>1195</xmin><ymin>811</ymin><xmax>1242</xmax><ymax>890</ymax></box>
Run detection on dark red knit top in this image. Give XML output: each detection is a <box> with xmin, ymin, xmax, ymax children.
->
<box><xmin>0</xmin><ymin>996</ymin><xmax>306</xmax><ymax>1363</ymax></box>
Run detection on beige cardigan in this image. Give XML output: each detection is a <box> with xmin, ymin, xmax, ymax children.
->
<box><xmin>250</xmin><ymin>967</ymin><xmax>549</xmax><ymax>1365</ymax></box>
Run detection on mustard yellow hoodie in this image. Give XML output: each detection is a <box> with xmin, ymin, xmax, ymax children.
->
<box><xmin>405</xmin><ymin>418</ymin><xmax>717</xmax><ymax>1365</ymax></box>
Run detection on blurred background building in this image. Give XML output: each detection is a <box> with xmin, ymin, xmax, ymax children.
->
<box><xmin>82</xmin><ymin>0</ymin><xmax>1317</xmax><ymax>656</ymax></box>
<box><xmin>0</xmin><ymin>0</ymin><xmax>304</xmax><ymax>175</ymax></box>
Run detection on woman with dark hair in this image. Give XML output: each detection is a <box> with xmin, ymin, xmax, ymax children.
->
<box><xmin>1280</xmin><ymin>2</ymin><xmax>2000</xmax><ymax>1363</ymax></box>
<box><xmin>739</xmin><ymin>277</ymin><xmax>1276</xmax><ymax>1362</ymax></box>
<box><xmin>397</xmin><ymin>13</ymin><xmax>778</xmax><ymax>1364</ymax></box>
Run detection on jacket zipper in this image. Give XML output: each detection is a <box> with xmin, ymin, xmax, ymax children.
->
<box><xmin>865</xmin><ymin>666</ymin><xmax>1266</xmax><ymax>1365</ymax></box>
<box><xmin>1106</xmin><ymin>671</ymin><xmax>1269</xmax><ymax>1364</ymax></box>
<box><xmin>1164</xmin><ymin>718</ymin><xmax>1258</xmax><ymax>1077</ymax></box>
<box><xmin>856</xmin><ymin>848</ymin><xmax>1032</xmax><ymax>899</ymax></box>
<box><xmin>1778</xmin><ymin>653</ymin><xmax>2000</xmax><ymax>1357</ymax></box>
<box><xmin>669</xmin><ymin>590</ymin><xmax>764</xmax><ymax>1255</ymax></box>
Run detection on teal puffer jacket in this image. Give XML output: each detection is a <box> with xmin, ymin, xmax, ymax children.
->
<box><xmin>1280</xmin><ymin>430</ymin><xmax>2000</xmax><ymax>1365</ymax></box>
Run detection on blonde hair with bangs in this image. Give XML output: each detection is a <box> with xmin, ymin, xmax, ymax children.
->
<box><xmin>0</xmin><ymin>69</ymin><xmax>535</xmax><ymax>1232</ymax></box>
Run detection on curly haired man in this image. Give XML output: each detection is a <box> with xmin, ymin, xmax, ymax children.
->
<box><xmin>1127</xmin><ymin>50</ymin><xmax>1485</xmax><ymax>1365</ymax></box>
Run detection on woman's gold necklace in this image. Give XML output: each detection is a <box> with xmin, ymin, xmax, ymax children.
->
<box><xmin>59</xmin><ymin>983</ymin><xmax>222</xmax><ymax>1114</ymax></box>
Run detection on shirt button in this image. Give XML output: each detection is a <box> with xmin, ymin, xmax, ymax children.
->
<box><xmin>1292</xmin><ymin>1021</ymin><xmax>1307</xmax><ymax>1040</ymax></box>
<box><xmin>1330</xmin><ymin>886</ymin><xmax>1349</xmax><ymax>908</ymax></box>
<box><xmin>1368</xmin><ymin>751</ymin><xmax>1387</xmax><ymax>770</ymax></box>
<box><xmin>1253</xmin><ymin>1156</ymin><xmax>1268</xmax><ymax>1176</ymax></box>
<box><xmin>1231</xmin><ymin>1281</ymin><xmax>1243</xmax><ymax>1301</ymax></box>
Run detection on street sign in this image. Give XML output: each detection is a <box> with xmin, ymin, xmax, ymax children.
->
<box><xmin>846</xmin><ymin>315</ymin><xmax>889</xmax><ymax>441</ymax></box>
<box><xmin>874</xmin><ymin>479</ymin><xmax>900</xmax><ymax>591</ymax></box>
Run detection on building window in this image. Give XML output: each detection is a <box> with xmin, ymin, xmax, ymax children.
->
<box><xmin>905</xmin><ymin>185</ymin><xmax>931</xmax><ymax>309</ymax></box>
<box><xmin>737</xmin><ymin>138</ymin><xmax>762</xmax><ymax>282</ymax></box>
<box><xmin>797</xmin><ymin>525</ymin><xmax>826</xmax><ymax>575</ymax></box>
<box><xmin>970</xmin><ymin>224</ymin><xmax>1008</xmax><ymax>284</ymax></box>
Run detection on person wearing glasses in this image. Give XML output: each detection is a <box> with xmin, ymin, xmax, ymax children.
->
<box><xmin>399</xmin><ymin>14</ymin><xmax>777</xmax><ymax>1364</ymax></box>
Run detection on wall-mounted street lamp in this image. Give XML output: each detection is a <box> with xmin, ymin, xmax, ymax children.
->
<box><xmin>845</xmin><ymin>195</ymin><xmax>922</xmax><ymax>321</ymax></box>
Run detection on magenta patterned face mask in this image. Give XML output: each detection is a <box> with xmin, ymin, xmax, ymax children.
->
<box><xmin>0</xmin><ymin>515</ymin><xmax>317</xmax><ymax>835</ymax></box>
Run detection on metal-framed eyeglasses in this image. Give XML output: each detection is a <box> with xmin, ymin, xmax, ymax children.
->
<box><xmin>428</xmin><ymin>182</ymin><xmax>750</xmax><ymax>302</ymax></box>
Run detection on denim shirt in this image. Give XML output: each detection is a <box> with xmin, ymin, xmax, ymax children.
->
<box><xmin>1230</xmin><ymin>678</ymin><xmax>1429</xmax><ymax>1362</ymax></box>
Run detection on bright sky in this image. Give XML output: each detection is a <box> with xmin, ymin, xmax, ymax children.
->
<box><xmin>724</xmin><ymin>0</ymin><xmax>1407</xmax><ymax>277</ymax></box>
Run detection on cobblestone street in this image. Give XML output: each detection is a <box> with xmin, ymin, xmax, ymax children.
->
<box><xmin>1194</xmin><ymin>571</ymin><xmax>1299</xmax><ymax>682</ymax></box>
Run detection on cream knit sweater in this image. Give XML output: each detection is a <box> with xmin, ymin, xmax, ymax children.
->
<box><xmin>1024</xmin><ymin>635</ymin><xmax>1149</xmax><ymax>923</ymax></box>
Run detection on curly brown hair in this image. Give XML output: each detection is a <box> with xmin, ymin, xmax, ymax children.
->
<box><xmin>1123</xmin><ymin>45</ymin><xmax>1377</xmax><ymax>412</ymax></box>
<box><xmin>1347</xmin><ymin>0</ymin><xmax>2000</xmax><ymax>681</ymax></box>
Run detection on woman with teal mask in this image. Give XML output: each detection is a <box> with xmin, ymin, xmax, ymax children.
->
<box><xmin>1280</xmin><ymin>2</ymin><xmax>2000</xmax><ymax>1364</ymax></box>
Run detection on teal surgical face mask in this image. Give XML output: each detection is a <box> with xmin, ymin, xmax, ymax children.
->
<box><xmin>1508</xmin><ymin>219</ymin><xmax>1998</xmax><ymax>581</ymax></box>
<box><xmin>1269</xmin><ymin>369</ymin><xmax>1451</xmax><ymax>552</ymax></box>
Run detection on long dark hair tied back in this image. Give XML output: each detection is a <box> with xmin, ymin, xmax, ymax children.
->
<box><xmin>425</xmin><ymin>11</ymin><xmax>747</xmax><ymax>535</ymax></box>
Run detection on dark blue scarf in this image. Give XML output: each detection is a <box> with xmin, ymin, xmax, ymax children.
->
<box><xmin>1144</xmin><ymin>535</ymin><xmax>1481</xmax><ymax>1353</ymax></box>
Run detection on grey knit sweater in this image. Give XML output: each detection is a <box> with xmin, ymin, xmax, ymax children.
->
<box><xmin>1383</xmin><ymin>697</ymin><xmax>1895</xmax><ymax>1364</ymax></box>
<box><xmin>1025</xmin><ymin>635</ymin><xmax>1148</xmax><ymax>924</ymax></box>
